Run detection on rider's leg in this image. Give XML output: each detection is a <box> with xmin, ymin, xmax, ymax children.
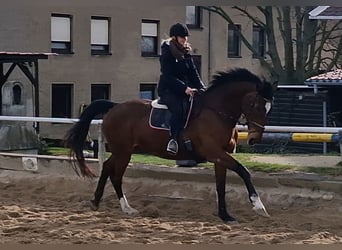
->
<box><xmin>163</xmin><ymin>94</ymin><xmax>184</xmax><ymax>154</ymax></box>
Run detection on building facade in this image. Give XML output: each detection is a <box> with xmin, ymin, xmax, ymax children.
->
<box><xmin>0</xmin><ymin>2</ymin><xmax>278</xmax><ymax>139</ymax></box>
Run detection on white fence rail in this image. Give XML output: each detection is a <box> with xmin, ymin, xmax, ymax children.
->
<box><xmin>237</xmin><ymin>125</ymin><xmax>342</xmax><ymax>133</ymax></box>
<box><xmin>2</xmin><ymin>116</ymin><xmax>342</xmax><ymax>133</ymax></box>
<box><xmin>0</xmin><ymin>115</ymin><xmax>102</xmax><ymax>124</ymax></box>
<box><xmin>1</xmin><ymin>116</ymin><xmax>342</xmax><ymax>166</ymax></box>
<box><xmin>0</xmin><ymin>116</ymin><xmax>105</xmax><ymax>166</ymax></box>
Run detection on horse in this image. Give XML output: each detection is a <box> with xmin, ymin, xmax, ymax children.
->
<box><xmin>65</xmin><ymin>68</ymin><xmax>278</xmax><ymax>223</ymax></box>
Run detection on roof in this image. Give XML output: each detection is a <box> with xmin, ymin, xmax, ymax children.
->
<box><xmin>309</xmin><ymin>6</ymin><xmax>342</xmax><ymax>19</ymax></box>
<box><xmin>0</xmin><ymin>52</ymin><xmax>57</xmax><ymax>63</ymax></box>
<box><xmin>305</xmin><ymin>69</ymin><xmax>342</xmax><ymax>85</ymax></box>
<box><xmin>277</xmin><ymin>85</ymin><xmax>318</xmax><ymax>89</ymax></box>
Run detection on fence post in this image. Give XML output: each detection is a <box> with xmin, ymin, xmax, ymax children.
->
<box><xmin>339</xmin><ymin>130</ymin><xmax>342</xmax><ymax>161</ymax></box>
<box><xmin>97</xmin><ymin>124</ymin><xmax>105</xmax><ymax>171</ymax></box>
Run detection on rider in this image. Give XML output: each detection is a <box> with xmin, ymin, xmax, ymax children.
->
<box><xmin>157</xmin><ymin>23</ymin><xmax>205</xmax><ymax>155</ymax></box>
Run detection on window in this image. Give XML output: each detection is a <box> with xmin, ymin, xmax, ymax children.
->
<box><xmin>252</xmin><ymin>25</ymin><xmax>266</xmax><ymax>58</ymax></box>
<box><xmin>51</xmin><ymin>14</ymin><xmax>72</xmax><ymax>54</ymax></box>
<box><xmin>141</xmin><ymin>20</ymin><xmax>159</xmax><ymax>57</ymax></box>
<box><xmin>186</xmin><ymin>6</ymin><xmax>201</xmax><ymax>28</ymax></box>
<box><xmin>140</xmin><ymin>84</ymin><xmax>157</xmax><ymax>100</ymax></box>
<box><xmin>91</xmin><ymin>17</ymin><xmax>110</xmax><ymax>55</ymax></box>
<box><xmin>91</xmin><ymin>84</ymin><xmax>110</xmax><ymax>118</ymax></box>
<box><xmin>13</xmin><ymin>84</ymin><xmax>22</xmax><ymax>105</ymax></box>
<box><xmin>51</xmin><ymin>84</ymin><xmax>73</xmax><ymax>118</ymax></box>
<box><xmin>91</xmin><ymin>84</ymin><xmax>110</xmax><ymax>101</ymax></box>
<box><xmin>228</xmin><ymin>24</ymin><xmax>241</xmax><ymax>58</ymax></box>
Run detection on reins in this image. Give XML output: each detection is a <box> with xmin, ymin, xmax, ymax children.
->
<box><xmin>201</xmin><ymin>91</ymin><xmax>267</xmax><ymax>131</ymax></box>
<box><xmin>205</xmin><ymin>105</ymin><xmax>239</xmax><ymax>124</ymax></box>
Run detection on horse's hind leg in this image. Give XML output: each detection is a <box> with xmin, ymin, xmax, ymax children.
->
<box><xmin>89</xmin><ymin>155</ymin><xmax>114</xmax><ymax>210</ymax></box>
<box><xmin>109</xmin><ymin>152</ymin><xmax>139</xmax><ymax>215</ymax></box>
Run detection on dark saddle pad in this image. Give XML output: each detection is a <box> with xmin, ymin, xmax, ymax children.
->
<box><xmin>149</xmin><ymin>108</ymin><xmax>172</xmax><ymax>130</ymax></box>
<box><xmin>149</xmin><ymin>98</ymin><xmax>193</xmax><ymax>131</ymax></box>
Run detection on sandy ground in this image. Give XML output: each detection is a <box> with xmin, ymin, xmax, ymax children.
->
<box><xmin>0</xmin><ymin>170</ymin><xmax>341</xmax><ymax>244</ymax></box>
<box><xmin>250</xmin><ymin>154</ymin><xmax>342</xmax><ymax>168</ymax></box>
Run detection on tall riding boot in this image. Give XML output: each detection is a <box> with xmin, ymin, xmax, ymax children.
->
<box><xmin>167</xmin><ymin>123</ymin><xmax>180</xmax><ymax>155</ymax></box>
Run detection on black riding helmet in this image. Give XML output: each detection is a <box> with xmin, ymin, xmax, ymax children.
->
<box><xmin>169</xmin><ymin>23</ymin><xmax>190</xmax><ymax>37</ymax></box>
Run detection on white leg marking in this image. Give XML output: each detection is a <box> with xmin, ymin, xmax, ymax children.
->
<box><xmin>119</xmin><ymin>195</ymin><xmax>139</xmax><ymax>215</ymax></box>
<box><xmin>250</xmin><ymin>195</ymin><xmax>270</xmax><ymax>217</ymax></box>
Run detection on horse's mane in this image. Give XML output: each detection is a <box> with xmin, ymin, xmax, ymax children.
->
<box><xmin>207</xmin><ymin>68</ymin><xmax>274</xmax><ymax>100</ymax></box>
<box><xmin>209</xmin><ymin>68</ymin><xmax>262</xmax><ymax>89</ymax></box>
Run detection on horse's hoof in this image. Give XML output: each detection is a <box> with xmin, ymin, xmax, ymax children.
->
<box><xmin>219</xmin><ymin>212</ymin><xmax>238</xmax><ymax>224</ymax></box>
<box><xmin>224</xmin><ymin>219</ymin><xmax>239</xmax><ymax>225</ymax></box>
<box><xmin>250</xmin><ymin>195</ymin><xmax>270</xmax><ymax>217</ymax></box>
<box><xmin>126</xmin><ymin>207</ymin><xmax>139</xmax><ymax>216</ymax></box>
<box><xmin>253</xmin><ymin>206</ymin><xmax>270</xmax><ymax>217</ymax></box>
<box><xmin>89</xmin><ymin>200</ymin><xmax>99</xmax><ymax>211</ymax></box>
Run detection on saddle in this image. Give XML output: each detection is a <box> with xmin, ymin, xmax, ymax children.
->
<box><xmin>149</xmin><ymin>97</ymin><xmax>194</xmax><ymax>131</ymax></box>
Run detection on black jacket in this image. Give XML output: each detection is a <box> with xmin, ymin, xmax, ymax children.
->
<box><xmin>157</xmin><ymin>41</ymin><xmax>205</xmax><ymax>97</ymax></box>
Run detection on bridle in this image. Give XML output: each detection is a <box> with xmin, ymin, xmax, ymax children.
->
<box><xmin>241</xmin><ymin>93</ymin><xmax>269</xmax><ymax>131</ymax></box>
<box><xmin>207</xmin><ymin>92</ymin><xmax>272</xmax><ymax>131</ymax></box>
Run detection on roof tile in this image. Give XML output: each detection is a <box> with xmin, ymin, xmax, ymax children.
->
<box><xmin>306</xmin><ymin>69</ymin><xmax>342</xmax><ymax>84</ymax></box>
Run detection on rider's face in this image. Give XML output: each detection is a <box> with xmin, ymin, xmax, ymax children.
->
<box><xmin>177</xmin><ymin>36</ymin><xmax>188</xmax><ymax>46</ymax></box>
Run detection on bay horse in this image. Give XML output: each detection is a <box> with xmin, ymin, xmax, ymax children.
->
<box><xmin>65</xmin><ymin>68</ymin><xmax>277</xmax><ymax>223</ymax></box>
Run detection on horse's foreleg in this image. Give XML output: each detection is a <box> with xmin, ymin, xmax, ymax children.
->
<box><xmin>109</xmin><ymin>154</ymin><xmax>139</xmax><ymax>216</ymax></box>
<box><xmin>229</xmin><ymin>162</ymin><xmax>269</xmax><ymax>217</ymax></box>
<box><xmin>214</xmin><ymin>164</ymin><xmax>238</xmax><ymax>223</ymax></box>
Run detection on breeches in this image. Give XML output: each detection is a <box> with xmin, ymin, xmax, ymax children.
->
<box><xmin>161</xmin><ymin>93</ymin><xmax>186</xmax><ymax>139</ymax></box>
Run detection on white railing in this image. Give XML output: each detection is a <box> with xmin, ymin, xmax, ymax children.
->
<box><xmin>0</xmin><ymin>115</ymin><xmax>105</xmax><ymax>166</ymax></box>
<box><xmin>0</xmin><ymin>115</ymin><xmax>102</xmax><ymax>124</ymax></box>
<box><xmin>237</xmin><ymin>125</ymin><xmax>342</xmax><ymax>133</ymax></box>
<box><xmin>1</xmin><ymin>116</ymin><xmax>342</xmax><ymax>165</ymax></box>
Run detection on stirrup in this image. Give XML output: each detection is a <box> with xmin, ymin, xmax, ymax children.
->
<box><xmin>167</xmin><ymin>139</ymin><xmax>178</xmax><ymax>155</ymax></box>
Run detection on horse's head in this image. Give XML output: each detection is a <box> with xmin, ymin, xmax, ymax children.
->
<box><xmin>206</xmin><ymin>68</ymin><xmax>278</xmax><ymax>145</ymax></box>
<box><xmin>241</xmin><ymin>80</ymin><xmax>278</xmax><ymax>145</ymax></box>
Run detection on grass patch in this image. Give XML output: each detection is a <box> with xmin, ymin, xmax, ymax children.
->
<box><xmin>43</xmin><ymin>147</ymin><xmax>340</xmax><ymax>175</ymax></box>
<box><xmin>130</xmin><ymin>154</ymin><xmax>177</xmax><ymax>166</ymax></box>
<box><xmin>47</xmin><ymin>147</ymin><xmax>70</xmax><ymax>156</ymax></box>
<box><xmin>131</xmin><ymin>153</ymin><xmax>295</xmax><ymax>173</ymax></box>
<box><xmin>241</xmin><ymin>161</ymin><xmax>294</xmax><ymax>173</ymax></box>
<box><xmin>299</xmin><ymin>166</ymin><xmax>342</xmax><ymax>176</ymax></box>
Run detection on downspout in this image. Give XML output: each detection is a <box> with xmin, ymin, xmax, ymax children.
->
<box><xmin>0</xmin><ymin>63</ymin><xmax>3</xmax><ymax>116</ymax></box>
<box><xmin>207</xmin><ymin>9</ymin><xmax>211</xmax><ymax>84</ymax></box>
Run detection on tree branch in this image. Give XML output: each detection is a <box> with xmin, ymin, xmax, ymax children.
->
<box><xmin>201</xmin><ymin>6</ymin><xmax>275</xmax><ymax>75</ymax></box>
<box><xmin>201</xmin><ymin>5</ymin><xmax>341</xmax><ymax>82</ymax></box>
<box><xmin>232</xmin><ymin>6</ymin><xmax>266</xmax><ymax>28</ymax></box>
<box><xmin>281</xmin><ymin>7</ymin><xmax>295</xmax><ymax>79</ymax></box>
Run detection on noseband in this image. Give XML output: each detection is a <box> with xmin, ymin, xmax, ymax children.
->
<box><xmin>241</xmin><ymin>93</ymin><xmax>272</xmax><ymax>131</ymax></box>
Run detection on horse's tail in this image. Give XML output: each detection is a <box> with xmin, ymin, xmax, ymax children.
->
<box><xmin>64</xmin><ymin>99</ymin><xmax>116</xmax><ymax>178</ymax></box>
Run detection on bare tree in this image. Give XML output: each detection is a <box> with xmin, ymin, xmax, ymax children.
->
<box><xmin>201</xmin><ymin>6</ymin><xmax>342</xmax><ymax>83</ymax></box>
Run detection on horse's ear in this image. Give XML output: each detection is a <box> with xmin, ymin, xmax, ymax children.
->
<box><xmin>272</xmin><ymin>81</ymin><xmax>278</xmax><ymax>92</ymax></box>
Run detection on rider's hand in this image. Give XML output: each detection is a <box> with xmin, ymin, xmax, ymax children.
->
<box><xmin>185</xmin><ymin>87</ymin><xmax>197</xmax><ymax>96</ymax></box>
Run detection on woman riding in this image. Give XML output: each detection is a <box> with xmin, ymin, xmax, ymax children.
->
<box><xmin>157</xmin><ymin>23</ymin><xmax>205</xmax><ymax>155</ymax></box>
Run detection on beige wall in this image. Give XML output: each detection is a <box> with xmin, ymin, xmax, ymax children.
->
<box><xmin>1</xmin><ymin>2</ymin><xmax>274</xmax><ymax>139</ymax></box>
